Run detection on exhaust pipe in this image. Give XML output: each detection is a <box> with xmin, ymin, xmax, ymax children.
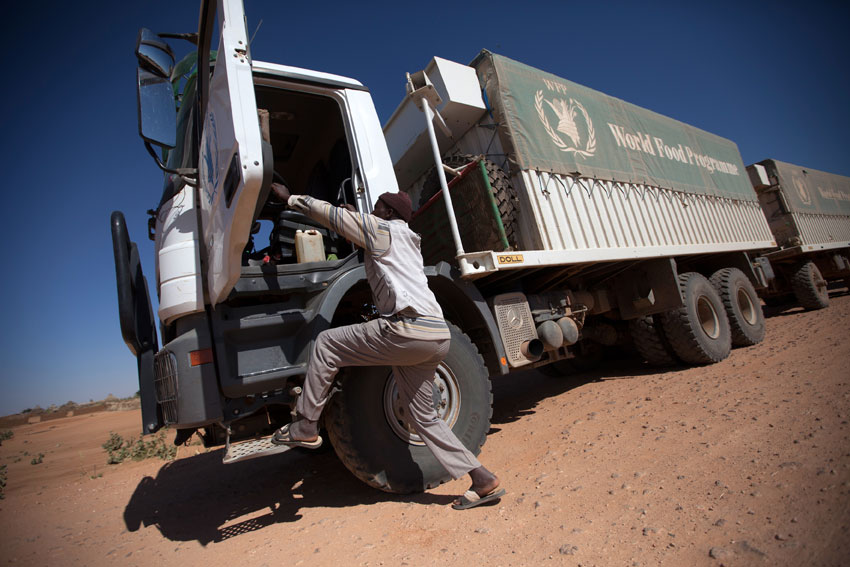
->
<box><xmin>520</xmin><ymin>339</ymin><xmax>544</xmax><ymax>361</ymax></box>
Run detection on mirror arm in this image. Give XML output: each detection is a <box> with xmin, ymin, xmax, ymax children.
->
<box><xmin>144</xmin><ymin>141</ymin><xmax>198</xmax><ymax>187</ymax></box>
<box><xmin>158</xmin><ymin>32</ymin><xmax>199</xmax><ymax>45</ymax></box>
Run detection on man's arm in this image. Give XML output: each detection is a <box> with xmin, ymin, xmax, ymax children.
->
<box><xmin>271</xmin><ymin>183</ymin><xmax>389</xmax><ymax>253</ymax></box>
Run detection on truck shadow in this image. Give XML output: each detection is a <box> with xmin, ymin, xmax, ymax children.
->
<box><xmin>762</xmin><ymin>284</ymin><xmax>849</xmax><ymax>319</ymax></box>
<box><xmin>123</xmin><ymin>445</ymin><xmax>454</xmax><ymax>545</ymax></box>
<box><xmin>490</xmin><ymin>354</ymin><xmax>677</xmax><ymax>427</ymax></box>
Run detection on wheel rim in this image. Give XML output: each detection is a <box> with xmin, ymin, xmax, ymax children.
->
<box><xmin>382</xmin><ymin>363</ymin><xmax>461</xmax><ymax>446</ymax></box>
<box><xmin>737</xmin><ymin>287</ymin><xmax>758</xmax><ymax>325</ymax></box>
<box><xmin>697</xmin><ymin>296</ymin><xmax>720</xmax><ymax>339</ymax></box>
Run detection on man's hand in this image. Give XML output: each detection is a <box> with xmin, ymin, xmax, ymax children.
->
<box><xmin>342</xmin><ymin>204</ymin><xmax>356</xmax><ymax>212</ymax></box>
<box><xmin>270</xmin><ymin>182</ymin><xmax>291</xmax><ymax>204</ymax></box>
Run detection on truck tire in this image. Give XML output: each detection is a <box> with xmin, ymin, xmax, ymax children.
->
<box><xmin>791</xmin><ymin>261</ymin><xmax>829</xmax><ymax>310</ymax></box>
<box><xmin>419</xmin><ymin>155</ymin><xmax>519</xmax><ymax>249</ymax></box>
<box><xmin>324</xmin><ymin>323</ymin><xmax>492</xmax><ymax>494</ymax></box>
<box><xmin>709</xmin><ymin>268</ymin><xmax>765</xmax><ymax>347</ymax></box>
<box><xmin>660</xmin><ymin>272</ymin><xmax>731</xmax><ymax>365</ymax></box>
<box><xmin>629</xmin><ymin>315</ymin><xmax>678</xmax><ymax>367</ymax></box>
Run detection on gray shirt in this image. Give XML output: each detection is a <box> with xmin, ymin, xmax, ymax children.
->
<box><xmin>288</xmin><ymin>195</ymin><xmax>450</xmax><ymax>340</ymax></box>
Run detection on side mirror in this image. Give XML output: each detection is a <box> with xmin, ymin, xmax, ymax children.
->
<box><xmin>135</xmin><ymin>28</ymin><xmax>174</xmax><ymax>78</ymax></box>
<box><xmin>137</xmin><ymin>67</ymin><xmax>176</xmax><ymax>148</ymax></box>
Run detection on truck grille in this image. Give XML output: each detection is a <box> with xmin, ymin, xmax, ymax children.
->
<box><xmin>154</xmin><ymin>350</ymin><xmax>178</xmax><ymax>424</ymax></box>
<box><xmin>492</xmin><ymin>292</ymin><xmax>537</xmax><ymax>367</ymax></box>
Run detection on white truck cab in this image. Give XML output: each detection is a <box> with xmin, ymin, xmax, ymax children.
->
<box><xmin>113</xmin><ymin>0</ymin><xmax>498</xmax><ymax>494</ymax></box>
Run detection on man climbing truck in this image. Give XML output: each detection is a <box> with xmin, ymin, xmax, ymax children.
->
<box><xmin>266</xmin><ymin>183</ymin><xmax>504</xmax><ymax>510</ymax></box>
<box><xmin>113</xmin><ymin>0</ymin><xmax>778</xmax><ymax>496</ymax></box>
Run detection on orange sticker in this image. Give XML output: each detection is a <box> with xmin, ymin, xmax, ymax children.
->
<box><xmin>497</xmin><ymin>254</ymin><xmax>524</xmax><ymax>265</ymax></box>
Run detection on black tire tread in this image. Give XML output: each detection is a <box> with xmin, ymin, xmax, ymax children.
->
<box><xmin>629</xmin><ymin>315</ymin><xmax>678</xmax><ymax>367</ymax></box>
<box><xmin>709</xmin><ymin>268</ymin><xmax>766</xmax><ymax>347</ymax></box>
<box><xmin>660</xmin><ymin>272</ymin><xmax>731</xmax><ymax>365</ymax></box>
<box><xmin>418</xmin><ymin>155</ymin><xmax>519</xmax><ymax>250</ymax></box>
<box><xmin>324</xmin><ymin>322</ymin><xmax>492</xmax><ymax>494</ymax></box>
<box><xmin>791</xmin><ymin>261</ymin><xmax>829</xmax><ymax>310</ymax></box>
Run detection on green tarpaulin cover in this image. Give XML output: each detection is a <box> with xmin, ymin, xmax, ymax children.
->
<box><xmin>759</xmin><ymin>159</ymin><xmax>850</xmax><ymax>216</ymax></box>
<box><xmin>474</xmin><ymin>51</ymin><xmax>756</xmax><ymax>201</ymax></box>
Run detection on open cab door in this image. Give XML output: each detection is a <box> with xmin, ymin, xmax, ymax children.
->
<box><xmin>198</xmin><ymin>0</ymin><xmax>264</xmax><ymax>305</ymax></box>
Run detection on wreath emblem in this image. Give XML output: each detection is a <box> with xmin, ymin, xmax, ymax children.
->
<box><xmin>201</xmin><ymin>111</ymin><xmax>220</xmax><ymax>205</ymax></box>
<box><xmin>535</xmin><ymin>90</ymin><xmax>596</xmax><ymax>158</ymax></box>
<box><xmin>792</xmin><ymin>173</ymin><xmax>811</xmax><ymax>205</ymax></box>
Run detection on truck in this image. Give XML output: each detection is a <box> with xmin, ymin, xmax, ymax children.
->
<box><xmin>113</xmin><ymin>0</ymin><xmax>779</xmax><ymax>494</ymax></box>
<box><xmin>746</xmin><ymin>159</ymin><xmax>850</xmax><ymax>310</ymax></box>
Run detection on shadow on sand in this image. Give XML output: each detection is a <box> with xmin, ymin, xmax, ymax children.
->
<box><xmin>127</xmin><ymin>287</ymin><xmax>850</xmax><ymax>545</ymax></box>
<box><xmin>123</xmin><ymin>353</ymin><xmax>648</xmax><ymax>545</ymax></box>
<box><xmin>123</xmin><ymin>444</ymin><xmax>456</xmax><ymax>545</ymax></box>
<box><xmin>762</xmin><ymin>284</ymin><xmax>849</xmax><ymax>319</ymax></box>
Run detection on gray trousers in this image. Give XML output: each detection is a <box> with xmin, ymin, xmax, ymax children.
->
<box><xmin>296</xmin><ymin>318</ymin><xmax>481</xmax><ymax>479</ymax></box>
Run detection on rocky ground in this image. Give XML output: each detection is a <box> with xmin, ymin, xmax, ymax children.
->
<box><xmin>1</xmin><ymin>291</ymin><xmax>848</xmax><ymax>566</ymax></box>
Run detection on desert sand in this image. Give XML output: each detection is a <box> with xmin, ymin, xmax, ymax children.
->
<box><xmin>1</xmin><ymin>292</ymin><xmax>849</xmax><ymax>566</ymax></box>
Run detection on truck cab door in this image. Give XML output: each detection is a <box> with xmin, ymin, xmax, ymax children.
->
<box><xmin>198</xmin><ymin>0</ymin><xmax>264</xmax><ymax>305</ymax></box>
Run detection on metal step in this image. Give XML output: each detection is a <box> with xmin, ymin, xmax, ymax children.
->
<box><xmin>222</xmin><ymin>435</ymin><xmax>297</xmax><ymax>465</ymax></box>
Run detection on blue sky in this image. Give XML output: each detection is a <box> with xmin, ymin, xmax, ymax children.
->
<box><xmin>0</xmin><ymin>0</ymin><xmax>847</xmax><ymax>416</ymax></box>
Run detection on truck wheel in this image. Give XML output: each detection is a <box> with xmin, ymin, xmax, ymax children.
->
<box><xmin>323</xmin><ymin>323</ymin><xmax>492</xmax><ymax>494</ymax></box>
<box><xmin>629</xmin><ymin>315</ymin><xmax>678</xmax><ymax>367</ymax></box>
<box><xmin>660</xmin><ymin>272</ymin><xmax>731</xmax><ymax>365</ymax></box>
<box><xmin>709</xmin><ymin>268</ymin><xmax>765</xmax><ymax>347</ymax></box>
<box><xmin>791</xmin><ymin>261</ymin><xmax>829</xmax><ymax>310</ymax></box>
<box><xmin>419</xmin><ymin>155</ymin><xmax>519</xmax><ymax>249</ymax></box>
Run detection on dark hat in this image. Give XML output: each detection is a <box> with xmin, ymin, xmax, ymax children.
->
<box><xmin>378</xmin><ymin>192</ymin><xmax>413</xmax><ymax>222</ymax></box>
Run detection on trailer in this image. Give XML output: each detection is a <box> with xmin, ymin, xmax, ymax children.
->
<box><xmin>747</xmin><ymin>159</ymin><xmax>850</xmax><ymax>309</ymax></box>
<box><xmin>384</xmin><ymin>51</ymin><xmax>777</xmax><ymax>369</ymax></box>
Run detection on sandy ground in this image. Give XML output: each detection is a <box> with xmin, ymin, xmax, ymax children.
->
<box><xmin>2</xmin><ymin>292</ymin><xmax>849</xmax><ymax>566</ymax></box>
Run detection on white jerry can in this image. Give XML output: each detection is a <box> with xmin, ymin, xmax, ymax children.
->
<box><xmin>295</xmin><ymin>230</ymin><xmax>325</xmax><ymax>263</ymax></box>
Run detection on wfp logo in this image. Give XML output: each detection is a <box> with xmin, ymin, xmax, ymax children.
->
<box><xmin>792</xmin><ymin>173</ymin><xmax>812</xmax><ymax>205</ymax></box>
<box><xmin>535</xmin><ymin>90</ymin><xmax>596</xmax><ymax>158</ymax></box>
<box><xmin>201</xmin><ymin>111</ymin><xmax>220</xmax><ymax>205</ymax></box>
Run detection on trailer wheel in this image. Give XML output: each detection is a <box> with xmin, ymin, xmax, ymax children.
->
<box><xmin>709</xmin><ymin>268</ymin><xmax>765</xmax><ymax>347</ymax></box>
<box><xmin>419</xmin><ymin>155</ymin><xmax>519</xmax><ymax>249</ymax></box>
<box><xmin>660</xmin><ymin>272</ymin><xmax>731</xmax><ymax>365</ymax></box>
<box><xmin>629</xmin><ymin>315</ymin><xmax>679</xmax><ymax>367</ymax></box>
<box><xmin>791</xmin><ymin>261</ymin><xmax>829</xmax><ymax>310</ymax></box>
<box><xmin>324</xmin><ymin>323</ymin><xmax>492</xmax><ymax>494</ymax></box>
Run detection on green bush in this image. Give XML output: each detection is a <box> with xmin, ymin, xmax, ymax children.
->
<box><xmin>0</xmin><ymin>430</ymin><xmax>13</xmax><ymax>442</ymax></box>
<box><xmin>0</xmin><ymin>464</ymin><xmax>7</xmax><ymax>499</ymax></box>
<box><xmin>30</xmin><ymin>453</ymin><xmax>44</xmax><ymax>465</ymax></box>
<box><xmin>102</xmin><ymin>432</ymin><xmax>124</xmax><ymax>452</ymax></box>
<box><xmin>102</xmin><ymin>431</ymin><xmax>176</xmax><ymax>464</ymax></box>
